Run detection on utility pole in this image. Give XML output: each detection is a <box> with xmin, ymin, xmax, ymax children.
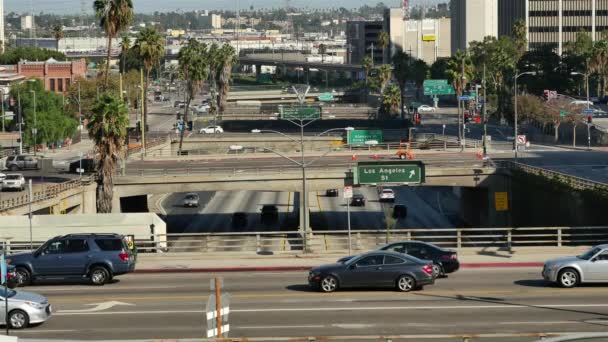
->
<box><xmin>17</xmin><ymin>91</ymin><xmax>22</xmax><ymax>154</ymax></box>
<box><xmin>140</xmin><ymin>69</ymin><xmax>146</xmax><ymax>159</ymax></box>
<box><xmin>483</xmin><ymin>64</ymin><xmax>487</xmax><ymax>156</ymax></box>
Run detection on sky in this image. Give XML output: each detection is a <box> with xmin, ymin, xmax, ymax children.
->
<box><xmin>5</xmin><ymin>0</ymin><xmax>442</xmax><ymax>15</ymax></box>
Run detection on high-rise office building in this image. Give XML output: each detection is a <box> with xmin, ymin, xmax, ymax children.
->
<box><xmin>346</xmin><ymin>20</ymin><xmax>384</xmax><ymax>65</ymax></box>
<box><xmin>450</xmin><ymin>0</ymin><xmax>498</xmax><ymax>54</ymax></box>
<box><xmin>0</xmin><ymin>0</ymin><xmax>4</xmax><ymax>52</ymax></box>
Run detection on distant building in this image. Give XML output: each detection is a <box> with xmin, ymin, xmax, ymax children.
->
<box><xmin>385</xmin><ymin>8</ymin><xmax>451</xmax><ymax>65</ymax></box>
<box><xmin>0</xmin><ymin>0</ymin><xmax>4</xmax><ymax>52</ymax></box>
<box><xmin>201</xmin><ymin>14</ymin><xmax>222</xmax><ymax>29</ymax></box>
<box><xmin>20</xmin><ymin>15</ymin><xmax>33</xmax><ymax>30</ymax></box>
<box><xmin>450</xmin><ymin>0</ymin><xmax>498</xmax><ymax>54</ymax></box>
<box><xmin>13</xmin><ymin>38</ymin><xmax>58</xmax><ymax>50</ymax></box>
<box><xmin>346</xmin><ymin>20</ymin><xmax>384</xmax><ymax>65</ymax></box>
<box><xmin>1</xmin><ymin>58</ymin><xmax>88</xmax><ymax>94</ymax></box>
<box><xmin>498</xmin><ymin>0</ymin><xmax>608</xmax><ymax>55</ymax></box>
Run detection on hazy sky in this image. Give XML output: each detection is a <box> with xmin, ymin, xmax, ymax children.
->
<box><xmin>6</xmin><ymin>0</ymin><xmax>441</xmax><ymax>14</ymax></box>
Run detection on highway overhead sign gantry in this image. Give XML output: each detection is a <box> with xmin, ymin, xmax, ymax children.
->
<box><xmin>347</xmin><ymin>129</ymin><xmax>383</xmax><ymax>145</ymax></box>
<box><xmin>354</xmin><ymin>161</ymin><xmax>425</xmax><ymax>185</ymax></box>
<box><xmin>279</xmin><ymin>105</ymin><xmax>321</xmax><ymax>120</ymax></box>
<box><xmin>423</xmin><ymin>79</ymin><xmax>455</xmax><ymax>96</ymax></box>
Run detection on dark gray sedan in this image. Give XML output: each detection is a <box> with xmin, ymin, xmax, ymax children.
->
<box><xmin>308</xmin><ymin>251</ymin><xmax>435</xmax><ymax>293</ymax></box>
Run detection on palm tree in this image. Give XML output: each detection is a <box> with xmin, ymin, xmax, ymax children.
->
<box><xmin>207</xmin><ymin>43</ymin><xmax>221</xmax><ymax>116</ymax></box>
<box><xmin>87</xmin><ymin>93</ymin><xmax>129</xmax><ymax>213</ymax></box>
<box><xmin>94</xmin><ymin>0</ymin><xmax>134</xmax><ymax>86</ymax></box>
<box><xmin>362</xmin><ymin>56</ymin><xmax>373</xmax><ymax>86</ymax></box>
<box><xmin>177</xmin><ymin>39</ymin><xmax>209</xmax><ymax>153</ymax></box>
<box><xmin>512</xmin><ymin>19</ymin><xmax>527</xmax><ymax>61</ymax></box>
<box><xmin>217</xmin><ymin>44</ymin><xmax>237</xmax><ymax>115</ymax></box>
<box><xmin>52</xmin><ymin>24</ymin><xmax>64</xmax><ymax>51</ymax></box>
<box><xmin>318</xmin><ymin>44</ymin><xmax>327</xmax><ymax>63</ymax></box>
<box><xmin>590</xmin><ymin>39</ymin><xmax>608</xmax><ymax>97</ymax></box>
<box><xmin>447</xmin><ymin>51</ymin><xmax>474</xmax><ymax>141</ymax></box>
<box><xmin>412</xmin><ymin>59</ymin><xmax>429</xmax><ymax>99</ymax></box>
<box><xmin>382</xmin><ymin>84</ymin><xmax>401</xmax><ymax>116</ymax></box>
<box><xmin>392</xmin><ymin>50</ymin><xmax>412</xmax><ymax>119</ymax></box>
<box><xmin>135</xmin><ymin>27</ymin><xmax>165</xmax><ymax>124</ymax></box>
<box><xmin>378</xmin><ymin>31</ymin><xmax>390</xmax><ymax>64</ymax></box>
<box><xmin>377</xmin><ymin>64</ymin><xmax>392</xmax><ymax>93</ymax></box>
<box><xmin>119</xmin><ymin>35</ymin><xmax>131</xmax><ymax>73</ymax></box>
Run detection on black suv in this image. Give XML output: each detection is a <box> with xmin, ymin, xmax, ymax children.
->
<box><xmin>9</xmin><ymin>233</ymin><xmax>136</xmax><ymax>286</ymax></box>
<box><xmin>261</xmin><ymin>205</ymin><xmax>279</xmax><ymax>224</ymax></box>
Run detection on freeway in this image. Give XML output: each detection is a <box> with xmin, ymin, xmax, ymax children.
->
<box><xmin>12</xmin><ymin>269</ymin><xmax>608</xmax><ymax>341</ymax></box>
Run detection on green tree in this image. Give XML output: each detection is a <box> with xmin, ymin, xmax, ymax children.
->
<box><xmin>134</xmin><ymin>27</ymin><xmax>165</xmax><ymax>123</ymax></box>
<box><xmin>177</xmin><ymin>39</ymin><xmax>209</xmax><ymax>152</ymax></box>
<box><xmin>87</xmin><ymin>93</ymin><xmax>129</xmax><ymax>213</ymax></box>
<box><xmin>392</xmin><ymin>50</ymin><xmax>413</xmax><ymax>119</ymax></box>
<box><xmin>217</xmin><ymin>44</ymin><xmax>237</xmax><ymax>114</ymax></box>
<box><xmin>512</xmin><ymin>19</ymin><xmax>527</xmax><ymax>61</ymax></box>
<box><xmin>378</xmin><ymin>31</ymin><xmax>390</xmax><ymax>64</ymax></box>
<box><xmin>52</xmin><ymin>24</ymin><xmax>64</xmax><ymax>50</ymax></box>
<box><xmin>318</xmin><ymin>43</ymin><xmax>327</xmax><ymax>63</ymax></box>
<box><xmin>0</xmin><ymin>47</ymin><xmax>66</xmax><ymax>64</ymax></box>
<box><xmin>94</xmin><ymin>0</ymin><xmax>134</xmax><ymax>85</ymax></box>
<box><xmin>381</xmin><ymin>84</ymin><xmax>401</xmax><ymax>116</ymax></box>
<box><xmin>412</xmin><ymin>59</ymin><xmax>429</xmax><ymax>98</ymax></box>
<box><xmin>590</xmin><ymin>39</ymin><xmax>608</xmax><ymax>97</ymax></box>
<box><xmin>377</xmin><ymin>64</ymin><xmax>392</xmax><ymax>93</ymax></box>
<box><xmin>119</xmin><ymin>35</ymin><xmax>131</xmax><ymax>73</ymax></box>
<box><xmin>362</xmin><ymin>56</ymin><xmax>373</xmax><ymax>86</ymax></box>
<box><xmin>207</xmin><ymin>43</ymin><xmax>221</xmax><ymax>115</ymax></box>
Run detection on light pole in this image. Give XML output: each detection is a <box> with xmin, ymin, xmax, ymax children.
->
<box><xmin>29</xmin><ymin>90</ymin><xmax>37</xmax><ymax>156</ymax></box>
<box><xmin>252</xmin><ymin>126</ymin><xmax>354</xmax><ymax>252</ymax></box>
<box><xmin>513</xmin><ymin>71</ymin><xmax>537</xmax><ymax>159</ymax></box>
<box><xmin>482</xmin><ymin>64</ymin><xmax>488</xmax><ymax>157</ymax></box>
<box><xmin>571</xmin><ymin>71</ymin><xmax>591</xmax><ymax>150</ymax></box>
<box><xmin>17</xmin><ymin>91</ymin><xmax>22</xmax><ymax>154</ymax></box>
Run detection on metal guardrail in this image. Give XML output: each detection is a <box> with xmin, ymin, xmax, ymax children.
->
<box><xmin>0</xmin><ymin>178</ymin><xmax>92</xmax><ymax>212</ymax></box>
<box><xmin>502</xmin><ymin>161</ymin><xmax>608</xmax><ymax>192</ymax></box>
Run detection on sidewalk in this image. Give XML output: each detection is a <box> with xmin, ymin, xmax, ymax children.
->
<box><xmin>133</xmin><ymin>246</ymin><xmax>588</xmax><ymax>273</ymax></box>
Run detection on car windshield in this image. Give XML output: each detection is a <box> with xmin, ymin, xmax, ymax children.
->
<box><xmin>578</xmin><ymin>247</ymin><xmax>601</xmax><ymax>260</ymax></box>
<box><xmin>185</xmin><ymin>195</ymin><xmax>197</xmax><ymax>200</ymax></box>
<box><xmin>5</xmin><ymin>175</ymin><xmax>20</xmax><ymax>180</ymax></box>
<box><xmin>0</xmin><ymin>288</ymin><xmax>17</xmax><ymax>298</ymax></box>
<box><xmin>383</xmin><ymin>190</ymin><xmax>393</xmax><ymax>193</ymax></box>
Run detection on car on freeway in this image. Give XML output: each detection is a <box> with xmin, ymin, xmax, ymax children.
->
<box><xmin>325</xmin><ymin>189</ymin><xmax>339</xmax><ymax>197</ymax></box>
<box><xmin>69</xmin><ymin>158</ymin><xmax>96</xmax><ymax>174</ymax></box>
<box><xmin>10</xmin><ymin>233</ymin><xmax>136</xmax><ymax>286</ymax></box>
<box><xmin>182</xmin><ymin>193</ymin><xmax>200</xmax><ymax>208</ymax></box>
<box><xmin>417</xmin><ymin>105</ymin><xmax>436</xmax><ymax>113</ymax></box>
<box><xmin>308</xmin><ymin>251</ymin><xmax>435</xmax><ymax>293</ymax></box>
<box><xmin>199</xmin><ymin>126</ymin><xmax>223</xmax><ymax>134</ymax></box>
<box><xmin>0</xmin><ymin>173</ymin><xmax>5</xmax><ymax>182</ymax></box>
<box><xmin>542</xmin><ymin>244</ymin><xmax>608</xmax><ymax>288</ymax></box>
<box><xmin>5</xmin><ymin>155</ymin><xmax>39</xmax><ymax>171</ymax></box>
<box><xmin>350</xmin><ymin>193</ymin><xmax>366</xmax><ymax>206</ymax></box>
<box><xmin>392</xmin><ymin>204</ymin><xmax>407</xmax><ymax>219</ymax></box>
<box><xmin>379</xmin><ymin>188</ymin><xmax>395</xmax><ymax>202</ymax></box>
<box><xmin>261</xmin><ymin>205</ymin><xmax>279</xmax><ymax>224</ymax></box>
<box><xmin>194</xmin><ymin>104</ymin><xmax>210</xmax><ymax>114</ymax></box>
<box><xmin>337</xmin><ymin>241</ymin><xmax>459</xmax><ymax>278</ymax></box>
<box><xmin>232</xmin><ymin>212</ymin><xmax>248</xmax><ymax>228</ymax></box>
<box><xmin>174</xmin><ymin>101</ymin><xmax>186</xmax><ymax>108</ymax></box>
<box><xmin>2</xmin><ymin>174</ymin><xmax>26</xmax><ymax>191</ymax></box>
<box><xmin>0</xmin><ymin>288</ymin><xmax>52</xmax><ymax>329</ymax></box>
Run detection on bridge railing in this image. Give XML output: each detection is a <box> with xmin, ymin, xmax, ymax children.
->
<box><xmin>0</xmin><ymin>178</ymin><xmax>92</xmax><ymax>212</ymax></box>
<box><xmin>500</xmin><ymin>161</ymin><xmax>608</xmax><ymax>192</ymax></box>
<box><xmin>1</xmin><ymin>226</ymin><xmax>605</xmax><ymax>255</ymax></box>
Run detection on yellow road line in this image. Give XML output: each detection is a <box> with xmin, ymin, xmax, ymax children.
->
<box><xmin>47</xmin><ymin>288</ymin><xmax>608</xmax><ymax>303</ymax></box>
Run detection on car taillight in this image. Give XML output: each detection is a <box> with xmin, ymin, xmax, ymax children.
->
<box><xmin>422</xmin><ymin>265</ymin><xmax>433</xmax><ymax>275</ymax></box>
<box><xmin>441</xmin><ymin>254</ymin><xmax>457</xmax><ymax>260</ymax></box>
<box><xmin>119</xmin><ymin>253</ymin><xmax>129</xmax><ymax>261</ymax></box>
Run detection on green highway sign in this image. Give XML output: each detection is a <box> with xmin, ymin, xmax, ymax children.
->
<box><xmin>424</xmin><ymin>83</ymin><xmax>455</xmax><ymax>96</ymax></box>
<box><xmin>560</xmin><ymin>110</ymin><xmax>567</xmax><ymax>118</ymax></box>
<box><xmin>318</xmin><ymin>93</ymin><xmax>334</xmax><ymax>102</ymax></box>
<box><xmin>355</xmin><ymin>161</ymin><xmax>425</xmax><ymax>185</ymax></box>
<box><xmin>279</xmin><ymin>106</ymin><xmax>321</xmax><ymax>120</ymax></box>
<box><xmin>423</xmin><ymin>79</ymin><xmax>448</xmax><ymax>87</ymax></box>
<box><xmin>347</xmin><ymin>130</ymin><xmax>383</xmax><ymax>145</ymax></box>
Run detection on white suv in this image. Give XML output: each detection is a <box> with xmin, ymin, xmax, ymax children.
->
<box><xmin>2</xmin><ymin>174</ymin><xmax>25</xmax><ymax>191</ymax></box>
<box><xmin>199</xmin><ymin>126</ymin><xmax>223</xmax><ymax>134</ymax></box>
<box><xmin>379</xmin><ymin>188</ymin><xmax>395</xmax><ymax>202</ymax></box>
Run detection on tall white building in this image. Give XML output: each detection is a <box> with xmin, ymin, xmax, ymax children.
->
<box><xmin>21</xmin><ymin>16</ymin><xmax>33</xmax><ymax>30</ymax></box>
<box><xmin>0</xmin><ymin>0</ymin><xmax>4</xmax><ymax>52</ymax></box>
<box><xmin>450</xmin><ymin>0</ymin><xmax>498</xmax><ymax>54</ymax></box>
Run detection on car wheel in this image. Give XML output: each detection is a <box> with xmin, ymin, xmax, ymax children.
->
<box><xmin>558</xmin><ymin>268</ymin><xmax>579</xmax><ymax>288</ymax></box>
<box><xmin>90</xmin><ymin>266</ymin><xmax>110</xmax><ymax>286</ymax></box>
<box><xmin>8</xmin><ymin>309</ymin><xmax>29</xmax><ymax>329</ymax></box>
<box><xmin>396</xmin><ymin>275</ymin><xmax>416</xmax><ymax>292</ymax></box>
<box><xmin>15</xmin><ymin>267</ymin><xmax>31</xmax><ymax>286</ymax></box>
<box><xmin>432</xmin><ymin>263</ymin><xmax>444</xmax><ymax>278</ymax></box>
<box><xmin>319</xmin><ymin>275</ymin><xmax>338</xmax><ymax>293</ymax></box>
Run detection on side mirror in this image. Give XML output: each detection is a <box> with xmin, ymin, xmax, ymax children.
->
<box><xmin>349</xmin><ymin>264</ymin><xmax>358</xmax><ymax>270</ymax></box>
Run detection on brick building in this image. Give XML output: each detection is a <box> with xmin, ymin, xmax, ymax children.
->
<box><xmin>14</xmin><ymin>58</ymin><xmax>87</xmax><ymax>93</ymax></box>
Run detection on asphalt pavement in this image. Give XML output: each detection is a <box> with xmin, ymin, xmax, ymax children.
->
<box><xmin>12</xmin><ymin>269</ymin><xmax>608</xmax><ymax>341</ymax></box>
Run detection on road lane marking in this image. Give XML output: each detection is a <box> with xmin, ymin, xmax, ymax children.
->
<box><xmin>29</xmin><ymin>285</ymin><xmax>180</xmax><ymax>292</ymax></box>
<box><xmin>239</xmin><ymin>325</ymin><xmax>325</xmax><ymax>329</ymax></box>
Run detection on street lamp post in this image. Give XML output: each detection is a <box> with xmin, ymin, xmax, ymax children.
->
<box><xmin>252</xmin><ymin>126</ymin><xmax>354</xmax><ymax>253</ymax></box>
<box><xmin>29</xmin><ymin>90</ymin><xmax>37</xmax><ymax>156</ymax></box>
<box><xmin>572</xmin><ymin>71</ymin><xmax>591</xmax><ymax>150</ymax></box>
<box><xmin>513</xmin><ymin>71</ymin><xmax>537</xmax><ymax>160</ymax></box>
<box><xmin>0</xmin><ymin>89</ymin><xmax>5</xmax><ymax>133</ymax></box>
<box><xmin>17</xmin><ymin>91</ymin><xmax>22</xmax><ymax>154</ymax></box>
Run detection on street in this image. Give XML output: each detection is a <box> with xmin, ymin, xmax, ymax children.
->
<box><xmin>12</xmin><ymin>268</ymin><xmax>608</xmax><ymax>341</ymax></box>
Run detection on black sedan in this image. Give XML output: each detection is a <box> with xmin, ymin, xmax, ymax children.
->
<box><xmin>308</xmin><ymin>251</ymin><xmax>434</xmax><ymax>293</ymax></box>
<box><xmin>350</xmin><ymin>193</ymin><xmax>366</xmax><ymax>206</ymax></box>
<box><xmin>379</xmin><ymin>241</ymin><xmax>459</xmax><ymax>277</ymax></box>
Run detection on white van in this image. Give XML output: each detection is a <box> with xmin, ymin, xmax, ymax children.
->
<box><xmin>571</xmin><ymin>100</ymin><xmax>594</xmax><ymax>106</ymax></box>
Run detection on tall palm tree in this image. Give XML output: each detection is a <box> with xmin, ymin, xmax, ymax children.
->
<box><xmin>87</xmin><ymin>93</ymin><xmax>129</xmax><ymax>213</ymax></box>
<box><xmin>512</xmin><ymin>19</ymin><xmax>527</xmax><ymax>61</ymax></box>
<box><xmin>447</xmin><ymin>51</ymin><xmax>474</xmax><ymax>141</ymax></box>
<box><xmin>94</xmin><ymin>0</ymin><xmax>134</xmax><ymax>85</ymax></box>
<box><xmin>119</xmin><ymin>35</ymin><xmax>131</xmax><ymax>73</ymax></box>
<box><xmin>392</xmin><ymin>50</ymin><xmax>412</xmax><ymax>119</ymax></box>
<box><xmin>590</xmin><ymin>39</ymin><xmax>608</xmax><ymax>97</ymax></box>
<box><xmin>52</xmin><ymin>24</ymin><xmax>64</xmax><ymax>51</ymax></box>
<box><xmin>377</xmin><ymin>64</ymin><xmax>392</xmax><ymax>93</ymax></box>
<box><xmin>412</xmin><ymin>59</ymin><xmax>429</xmax><ymax>99</ymax></box>
<box><xmin>362</xmin><ymin>56</ymin><xmax>373</xmax><ymax>86</ymax></box>
<box><xmin>378</xmin><ymin>31</ymin><xmax>390</xmax><ymax>64</ymax></box>
<box><xmin>207</xmin><ymin>43</ymin><xmax>221</xmax><ymax>116</ymax></box>
<box><xmin>318</xmin><ymin>43</ymin><xmax>327</xmax><ymax>63</ymax></box>
<box><xmin>217</xmin><ymin>44</ymin><xmax>237</xmax><ymax>115</ymax></box>
<box><xmin>382</xmin><ymin>84</ymin><xmax>401</xmax><ymax>115</ymax></box>
<box><xmin>135</xmin><ymin>27</ymin><xmax>165</xmax><ymax>124</ymax></box>
<box><xmin>177</xmin><ymin>39</ymin><xmax>209</xmax><ymax>153</ymax></box>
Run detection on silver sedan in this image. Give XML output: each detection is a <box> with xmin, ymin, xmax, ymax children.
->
<box><xmin>543</xmin><ymin>244</ymin><xmax>608</xmax><ymax>288</ymax></box>
<box><xmin>0</xmin><ymin>288</ymin><xmax>52</xmax><ymax>329</ymax></box>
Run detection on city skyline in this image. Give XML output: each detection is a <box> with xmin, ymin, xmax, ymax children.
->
<box><xmin>5</xmin><ymin>0</ymin><xmax>442</xmax><ymax>15</ymax></box>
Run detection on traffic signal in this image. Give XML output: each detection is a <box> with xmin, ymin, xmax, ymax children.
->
<box><xmin>588</xmin><ymin>115</ymin><xmax>593</xmax><ymax>124</ymax></box>
<box><xmin>136</xmin><ymin>121</ymin><xmax>141</xmax><ymax>132</ymax></box>
<box><xmin>187</xmin><ymin>121</ymin><xmax>193</xmax><ymax>131</ymax></box>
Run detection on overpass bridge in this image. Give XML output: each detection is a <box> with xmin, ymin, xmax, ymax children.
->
<box><xmin>238</xmin><ymin>53</ymin><xmax>365</xmax><ymax>73</ymax></box>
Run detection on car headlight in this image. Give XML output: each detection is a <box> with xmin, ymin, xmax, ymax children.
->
<box><xmin>550</xmin><ymin>264</ymin><xmax>560</xmax><ymax>271</ymax></box>
<box><xmin>25</xmin><ymin>301</ymin><xmax>44</xmax><ymax>309</ymax></box>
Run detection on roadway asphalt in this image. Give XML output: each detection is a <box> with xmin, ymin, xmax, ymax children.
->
<box><xmin>12</xmin><ymin>269</ymin><xmax>608</xmax><ymax>341</ymax></box>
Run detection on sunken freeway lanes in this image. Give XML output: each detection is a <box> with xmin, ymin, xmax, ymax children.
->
<box><xmin>15</xmin><ymin>268</ymin><xmax>608</xmax><ymax>341</ymax></box>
